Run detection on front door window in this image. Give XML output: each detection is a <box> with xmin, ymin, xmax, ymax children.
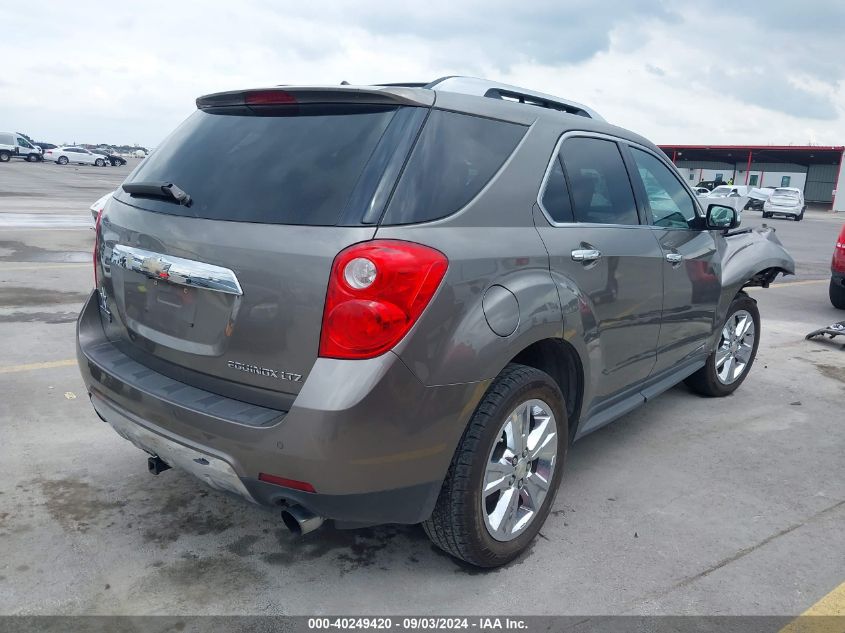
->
<box><xmin>629</xmin><ymin>148</ymin><xmax>698</xmax><ymax>229</ymax></box>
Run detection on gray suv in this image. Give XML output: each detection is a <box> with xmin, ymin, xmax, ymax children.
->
<box><xmin>77</xmin><ymin>77</ymin><xmax>794</xmax><ymax>567</ymax></box>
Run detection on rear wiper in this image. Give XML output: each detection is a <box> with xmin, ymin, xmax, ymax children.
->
<box><xmin>122</xmin><ymin>181</ymin><xmax>192</xmax><ymax>206</ymax></box>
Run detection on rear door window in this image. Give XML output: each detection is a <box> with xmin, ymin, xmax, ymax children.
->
<box><xmin>380</xmin><ymin>110</ymin><xmax>526</xmax><ymax>225</ymax></box>
<box><xmin>560</xmin><ymin>137</ymin><xmax>639</xmax><ymax>225</ymax></box>
<box><xmin>540</xmin><ymin>157</ymin><xmax>575</xmax><ymax>224</ymax></box>
<box><xmin>117</xmin><ymin>106</ymin><xmax>400</xmax><ymax>225</ymax></box>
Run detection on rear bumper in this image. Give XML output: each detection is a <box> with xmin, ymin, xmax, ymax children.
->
<box><xmin>764</xmin><ymin>206</ymin><xmax>801</xmax><ymax>216</ymax></box>
<box><xmin>76</xmin><ymin>291</ymin><xmax>485</xmax><ymax>526</ymax></box>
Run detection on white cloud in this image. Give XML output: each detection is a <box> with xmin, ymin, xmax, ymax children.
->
<box><xmin>0</xmin><ymin>1</ymin><xmax>842</xmax><ymax>147</ymax></box>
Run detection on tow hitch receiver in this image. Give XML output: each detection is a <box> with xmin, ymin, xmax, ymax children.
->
<box><xmin>806</xmin><ymin>320</ymin><xmax>845</xmax><ymax>346</ymax></box>
<box><xmin>148</xmin><ymin>455</ymin><xmax>172</xmax><ymax>475</ymax></box>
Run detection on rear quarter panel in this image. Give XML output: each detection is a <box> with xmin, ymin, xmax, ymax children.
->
<box><xmin>374</xmin><ymin>121</ymin><xmax>564</xmax><ymax>386</ymax></box>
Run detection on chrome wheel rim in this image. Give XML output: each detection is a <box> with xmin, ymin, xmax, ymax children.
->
<box><xmin>482</xmin><ymin>398</ymin><xmax>558</xmax><ymax>542</ymax></box>
<box><xmin>715</xmin><ymin>309</ymin><xmax>755</xmax><ymax>384</ymax></box>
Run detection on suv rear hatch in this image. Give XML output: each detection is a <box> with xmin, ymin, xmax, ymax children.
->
<box><xmin>96</xmin><ymin>88</ymin><xmax>430</xmax><ymax>409</ymax></box>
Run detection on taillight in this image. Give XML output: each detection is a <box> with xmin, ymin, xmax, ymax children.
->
<box><xmin>93</xmin><ymin>207</ymin><xmax>103</xmax><ymax>287</ymax></box>
<box><xmin>319</xmin><ymin>240</ymin><xmax>448</xmax><ymax>360</ymax></box>
<box><xmin>833</xmin><ymin>226</ymin><xmax>845</xmax><ymax>273</ymax></box>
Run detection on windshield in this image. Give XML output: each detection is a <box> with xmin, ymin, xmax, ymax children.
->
<box><xmin>773</xmin><ymin>188</ymin><xmax>799</xmax><ymax>198</ymax></box>
<box><xmin>710</xmin><ymin>186</ymin><xmax>733</xmax><ymax>196</ymax></box>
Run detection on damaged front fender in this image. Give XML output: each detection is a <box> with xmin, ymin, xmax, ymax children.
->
<box><xmin>719</xmin><ymin>224</ymin><xmax>794</xmax><ymax>289</ymax></box>
<box><xmin>712</xmin><ymin>225</ymin><xmax>795</xmax><ymax>340</ymax></box>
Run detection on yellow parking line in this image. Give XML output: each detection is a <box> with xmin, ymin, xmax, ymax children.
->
<box><xmin>748</xmin><ymin>279</ymin><xmax>827</xmax><ymax>289</ymax></box>
<box><xmin>0</xmin><ymin>359</ymin><xmax>77</xmax><ymax>374</ymax></box>
<box><xmin>0</xmin><ymin>263</ymin><xmax>90</xmax><ymax>272</ymax></box>
<box><xmin>779</xmin><ymin>580</ymin><xmax>845</xmax><ymax>633</ymax></box>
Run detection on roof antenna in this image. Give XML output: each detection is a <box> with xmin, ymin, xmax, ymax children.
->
<box><xmin>340</xmin><ymin>80</ymin><xmax>350</xmax><ymax>85</ymax></box>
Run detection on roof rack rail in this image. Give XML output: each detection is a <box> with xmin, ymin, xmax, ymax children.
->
<box><xmin>425</xmin><ymin>76</ymin><xmax>603</xmax><ymax>121</ymax></box>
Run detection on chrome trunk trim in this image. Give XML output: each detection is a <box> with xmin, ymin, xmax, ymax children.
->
<box><xmin>110</xmin><ymin>244</ymin><xmax>243</xmax><ymax>296</ymax></box>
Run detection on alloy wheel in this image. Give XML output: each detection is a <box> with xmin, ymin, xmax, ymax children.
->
<box><xmin>482</xmin><ymin>399</ymin><xmax>557</xmax><ymax>542</ymax></box>
<box><xmin>715</xmin><ymin>309</ymin><xmax>756</xmax><ymax>384</ymax></box>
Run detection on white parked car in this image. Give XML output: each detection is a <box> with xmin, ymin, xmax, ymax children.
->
<box><xmin>44</xmin><ymin>146</ymin><xmax>110</xmax><ymax>166</ymax></box>
<box><xmin>762</xmin><ymin>187</ymin><xmax>805</xmax><ymax>221</ymax></box>
<box><xmin>708</xmin><ymin>184</ymin><xmax>750</xmax><ymax>198</ymax></box>
<box><xmin>745</xmin><ymin>187</ymin><xmax>776</xmax><ymax>210</ymax></box>
<box><xmin>692</xmin><ymin>186</ymin><xmax>711</xmax><ymax>197</ymax></box>
<box><xmin>704</xmin><ymin>185</ymin><xmax>750</xmax><ymax>217</ymax></box>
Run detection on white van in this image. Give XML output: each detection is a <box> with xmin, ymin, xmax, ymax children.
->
<box><xmin>0</xmin><ymin>132</ymin><xmax>43</xmax><ymax>162</ymax></box>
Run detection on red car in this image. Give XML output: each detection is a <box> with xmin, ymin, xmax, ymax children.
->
<box><xmin>832</xmin><ymin>222</ymin><xmax>845</xmax><ymax>308</ymax></box>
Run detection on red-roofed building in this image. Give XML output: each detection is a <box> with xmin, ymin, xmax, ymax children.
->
<box><xmin>658</xmin><ymin>145</ymin><xmax>845</xmax><ymax>211</ymax></box>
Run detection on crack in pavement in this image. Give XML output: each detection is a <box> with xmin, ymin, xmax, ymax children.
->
<box><xmin>625</xmin><ymin>498</ymin><xmax>845</xmax><ymax>612</ymax></box>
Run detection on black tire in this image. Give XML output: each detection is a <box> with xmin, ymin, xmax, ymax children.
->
<box><xmin>26</xmin><ymin>154</ymin><xmax>37</xmax><ymax>162</ymax></box>
<box><xmin>830</xmin><ymin>279</ymin><xmax>845</xmax><ymax>309</ymax></box>
<box><xmin>423</xmin><ymin>363</ymin><xmax>568</xmax><ymax>568</ymax></box>
<box><xmin>685</xmin><ymin>292</ymin><xmax>760</xmax><ymax>397</ymax></box>
<box><xmin>762</xmin><ymin>212</ymin><xmax>771</xmax><ymax>219</ymax></box>
<box><xmin>57</xmin><ymin>156</ymin><xmax>68</xmax><ymax>165</ymax></box>
<box><xmin>0</xmin><ymin>151</ymin><xmax>10</xmax><ymax>163</ymax></box>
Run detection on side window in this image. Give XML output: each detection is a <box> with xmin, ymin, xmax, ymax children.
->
<box><xmin>540</xmin><ymin>157</ymin><xmax>574</xmax><ymax>223</ymax></box>
<box><xmin>560</xmin><ymin>137</ymin><xmax>639</xmax><ymax>225</ymax></box>
<box><xmin>630</xmin><ymin>147</ymin><xmax>698</xmax><ymax>229</ymax></box>
<box><xmin>17</xmin><ymin>137</ymin><xmax>32</xmax><ymax>148</ymax></box>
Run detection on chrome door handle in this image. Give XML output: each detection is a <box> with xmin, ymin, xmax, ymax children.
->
<box><xmin>110</xmin><ymin>244</ymin><xmax>243</xmax><ymax>296</ymax></box>
<box><xmin>571</xmin><ymin>249</ymin><xmax>602</xmax><ymax>262</ymax></box>
<box><xmin>665</xmin><ymin>252</ymin><xmax>683</xmax><ymax>264</ymax></box>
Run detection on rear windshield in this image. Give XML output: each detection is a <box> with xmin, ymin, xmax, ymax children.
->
<box><xmin>380</xmin><ymin>110</ymin><xmax>526</xmax><ymax>225</ymax></box>
<box><xmin>773</xmin><ymin>188</ymin><xmax>799</xmax><ymax>197</ymax></box>
<box><xmin>117</xmin><ymin>105</ymin><xmax>399</xmax><ymax>225</ymax></box>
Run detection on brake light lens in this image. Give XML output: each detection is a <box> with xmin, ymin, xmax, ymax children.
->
<box><xmin>93</xmin><ymin>207</ymin><xmax>103</xmax><ymax>287</ymax></box>
<box><xmin>319</xmin><ymin>240</ymin><xmax>448</xmax><ymax>359</ymax></box>
<box><xmin>244</xmin><ymin>90</ymin><xmax>297</xmax><ymax>105</ymax></box>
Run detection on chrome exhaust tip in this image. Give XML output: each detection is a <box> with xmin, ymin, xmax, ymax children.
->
<box><xmin>281</xmin><ymin>505</ymin><xmax>324</xmax><ymax>536</ymax></box>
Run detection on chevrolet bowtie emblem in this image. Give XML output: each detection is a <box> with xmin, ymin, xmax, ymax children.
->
<box><xmin>139</xmin><ymin>256</ymin><xmax>171</xmax><ymax>279</ymax></box>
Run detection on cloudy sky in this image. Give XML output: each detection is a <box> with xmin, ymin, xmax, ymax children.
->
<box><xmin>2</xmin><ymin>1</ymin><xmax>843</xmax><ymax>148</ymax></box>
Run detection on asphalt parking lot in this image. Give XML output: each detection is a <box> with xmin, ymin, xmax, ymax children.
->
<box><xmin>0</xmin><ymin>160</ymin><xmax>843</xmax><ymax>616</ymax></box>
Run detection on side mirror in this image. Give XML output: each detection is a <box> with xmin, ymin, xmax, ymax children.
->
<box><xmin>706</xmin><ymin>204</ymin><xmax>739</xmax><ymax>230</ymax></box>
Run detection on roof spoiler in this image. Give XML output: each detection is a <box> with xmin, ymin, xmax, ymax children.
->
<box><xmin>196</xmin><ymin>86</ymin><xmax>435</xmax><ymax>109</ymax></box>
